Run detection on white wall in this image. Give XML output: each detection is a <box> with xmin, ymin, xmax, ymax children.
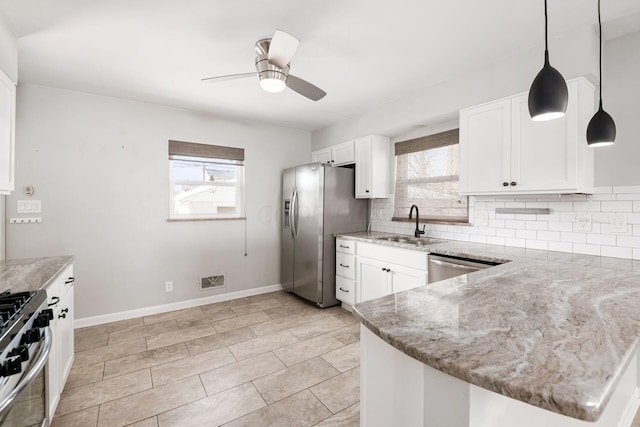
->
<box><xmin>593</xmin><ymin>31</ymin><xmax>640</xmax><ymax>185</ymax></box>
<box><xmin>6</xmin><ymin>84</ymin><xmax>310</xmax><ymax>319</ymax></box>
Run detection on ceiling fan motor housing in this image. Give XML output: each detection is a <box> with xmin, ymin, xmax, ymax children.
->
<box><xmin>255</xmin><ymin>53</ymin><xmax>289</xmax><ymax>84</ymax></box>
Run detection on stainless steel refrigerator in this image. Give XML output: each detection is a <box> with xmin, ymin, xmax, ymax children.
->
<box><xmin>282</xmin><ymin>163</ymin><xmax>367</xmax><ymax>307</ymax></box>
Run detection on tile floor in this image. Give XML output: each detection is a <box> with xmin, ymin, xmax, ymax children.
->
<box><xmin>52</xmin><ymin>291</ymin><xmax>360</xmax><ymax>427</ymax></box>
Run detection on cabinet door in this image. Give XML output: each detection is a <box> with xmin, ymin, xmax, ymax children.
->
<box><xmin>390</xmin><ymin>264</ymin><xmax>427</xmax><ymax>293</ymax></box>
<box><xmin>358</xmin><ymin>257</ymin><xmax>390</xmax><ymax>303</ymax></box>
<box><xmin>511</xmin><ymin>86</ymin><xmax>578</xmax><ymax>192</ymax></box>
<box><xmin>331</xmin><ymin>140</ymin><xmax>355</xmax><ymax>166</ymax></box>
<box><xmin>459</xmin><ymin>99</ymin><xmax>511</xmax><ymax>194</ymax></box>
<box><xmin>58</xmin><ymin>288</ymin><xmax>74</xmax><ymax>391</ymax></box>
<box><xmin>0</xmin><ymin>69</ymin><xmax>15</xmax><ymax>195</ymax></box>
<box><xmin>312</xmin><ymin>147</ymin><xmax>332</xmax><ymax>165</ymax></box>
<box><xmin>354</xmin><ymin>137</ymin><xmax>372</xmax><ymax>198</ymax></box>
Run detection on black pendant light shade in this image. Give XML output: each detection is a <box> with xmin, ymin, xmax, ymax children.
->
<box><xmin>528</xmin><ymin>0</ymin><xmax>568</xmax><ymax>121</ymax></box>
<box><xmin>587</xmin><ymin>106</ymin><xmax>616</xmax><ymax>147</ymax></box>
<box><xmin>528</xmin><ymin>53</ymin><xmax>569</xmax><ymax>121</ymax></box>
<box><xmin>587</xmin><ymin>0</ymin><xmax>616</xmax><ymax>147</ymax></box>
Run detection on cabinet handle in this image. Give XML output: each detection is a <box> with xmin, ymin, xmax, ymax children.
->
<box><xmin>48</xmin><ymin>297</ymin><xmax>60</xmax><ymax>307</ymax></box>
<box><xmin>382</xmin><ymin>268</ymin><xmax>391</xmax><ymax>272</ymax></box>
<box><xmin>339</xmin><ymin>263</ymin><xmax>349</xmax><ymax>268</ymax></box>
<box><xmin>331</xmin><ymin>160</ymin><xmax>335</xmax><ymax>163</ymax></box>
<box><xmin>65</xmin><ymin>277</ymin><xmax>75</xmax><ymax>284</ymax></box>
<box><xmin>339</xmin><ymin>245</ymin><xmax>349</xmax><ymax>249</ymax></box>
<box><xmin>511</xmin><ymin>182</ymin><xmax>517</xmax><ymax>186</ymax></box>
<box><xmin>365</xmin><ymin>190</ymin><xmax>370</xmax><ymax>193</ymax></box>
<box><xmin>339</xmin><ymin>287</ymin><xmax>349</xmax><ymax>293</ymax></box>
<box><xmin>61</xmin><ymin>308</ymin><xmax>69</xmax><ymax>314</ymax></box>
<box><xmin>502</xmin><ymin>182</ymin><xmax>509</xmax><ymax>187</ymax></box>
<box><xmin>58</xmin><ymin>313</ymin><xmax>66</xmax><ymax>319</ymax></box>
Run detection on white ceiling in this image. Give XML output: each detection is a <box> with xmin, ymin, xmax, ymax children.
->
<box><xmin>1</xmin><ymin>0</ymin><xmax>639</xmax><ymax>131</ymax></box>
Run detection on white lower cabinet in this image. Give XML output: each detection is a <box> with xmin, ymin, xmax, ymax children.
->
<box><xmin>335</xmin><ymin>240</ymin><xmax>427</xmax><ymax>305</ymax></box>
<box><xmin>46</xmin><ymin>264</ymin><xmax>75</xmax><ymax>421</ymax></box>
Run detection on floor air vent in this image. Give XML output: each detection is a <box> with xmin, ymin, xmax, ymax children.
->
<box><xmin>201</xmin><ymin>275</ymin><xmax>224</xmax><ymax>290</ymax></box>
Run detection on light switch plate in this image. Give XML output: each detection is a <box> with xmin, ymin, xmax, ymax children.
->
<box><xmin>17</xmin><ymin>200</ymin><xmax>42</xmax><ymax>213</ymax></box>
<box><xmin>575</xmin><ymin>214</ymin><xmax>592</xmax><ymax>232</ymax></box>
<box><xmin>610</xmin><ymin>214</ymin><xmax>628</xmax><ymax>233</ymax></box>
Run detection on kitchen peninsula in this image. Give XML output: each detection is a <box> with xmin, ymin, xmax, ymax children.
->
<box><xmin>344</xmin><ymin>234</ymin><xmax>640</xmax><ymax>427</ymax></box>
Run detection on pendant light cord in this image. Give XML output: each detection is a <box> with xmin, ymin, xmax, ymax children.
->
<box><xmin>543</xmin><ymin>0</ymin><xmax>550</xmax><ymax>64</ymax></box>
<box><xmin>598</xmin><ymin>0</ymin><xmax>603</xmax><ymax>108</ymax></box>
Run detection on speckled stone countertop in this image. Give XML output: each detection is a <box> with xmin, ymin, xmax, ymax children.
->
<box><xmin>337</xmin><ymin>231</ymin><xmax>640</xmax><ymax>421</ymax></box>
<box><xmin>0</xmin><ymin>256</ymin><xmax>75</xmax><ymax>294</ymax></box>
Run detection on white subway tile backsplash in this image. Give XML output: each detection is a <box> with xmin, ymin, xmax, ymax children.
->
<box><xmin>548</xmin><ymin>221</ymin><xmax>573</xmax><ymax>232</ymax></box>
<box><xmin>573</xmin><ymin>201</ymin><xmax>601</xmax><ymax>212</ymax></box>
<box><xmin>515</xmin><ymin>229</ymin><xmax>537</xmax><ymax>240</ymax></box>
<box><xmin>573</xmin><ymin>244</ymin><xmax>601</xmax><ymax>256</ymax></box>
<box><xmin>560</xmin><ymin>232</ymin><xmax>587</xmax><ymax>244</ymax></box>
<box><xmin>601</xmin><ymin>201</ymin><xmax>633</xmax><ymax>213</ymax></box>
<box><xmin>526</xmin><ymin>240</ymin><xmax>548</xmax><ymax>250</ymax></box>
<box><xmin>537</xmin><ymin>231</ymin><xmax>561</xmax><ymax>241</ymax></box>
<box><xmin>618</xmin><ymin>236</ymin><xmax>640</xmax><ymax>249</ymax></box>
<box><xmin>504</xmin><ymin>238</ymin><xmax>526</xmax><ymax>248</ymax></box>
<box><xmin>526</xmin><ymin>221</ymin><xmax>548</xmax><ymax>231</ymax></box>
<box><xmin>586</xmin><ymin>234</ymin><xmax>617</xmax><ymax>246</ymax></box>
<box><xmin>601</xmin><ymin>246</ymin><xmax>633</xmax><ymax>259</ymax></box>
<box><xmin>370</xmin><ymin>186</ymin><xmax>640</xmax><ymax>260</ymax></box>
<box><xmin>548</xmin><ymin>241</ymin><xmax>573</xmax><ymax>252</ymax></box>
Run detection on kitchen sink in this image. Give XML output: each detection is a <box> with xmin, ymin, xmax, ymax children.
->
<box><xmin>372</xmin><ymin>235</ymin><xmax>446</xmax><ymax>246</ymax></box>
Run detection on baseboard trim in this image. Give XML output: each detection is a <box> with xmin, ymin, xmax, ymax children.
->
<box><xmin>74</xmin><ymin>284</ymin><xmax>284</xmax><ymax>329</ymax></box>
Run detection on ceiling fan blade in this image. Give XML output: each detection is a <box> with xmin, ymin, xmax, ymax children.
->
<box><xmin>201</xmin><ymin>72</ymin><xmax>255</xmax><ymax>82</ymax></box>
<box><xmin>286</xmin><ymin>75</ymin><xmax>326</xmax><ymax>101</ymax></box>
<box><xmin>268</xmin><ymin>30</ymin><xmax>300</xmax><ymax>68</ymax></box>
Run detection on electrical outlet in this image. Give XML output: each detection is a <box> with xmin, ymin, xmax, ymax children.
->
<box><xmin>575</xmin><ymin>214</ymin><xmax>592</xmax><ymax>232</ymax></box>
<box><xmin>476</xmin><ymin>211</ymin><xmax>489</xmax><ymax>227</ymax></box>
<box><xmin>165</xmin><ymin>281</ymin><xmax>174</xmax><ymax>292</ymax></box>
<box><xmin>610</xmin><ymin>214</ymin><xmax>628</xmax><ymax>233</ymax></box>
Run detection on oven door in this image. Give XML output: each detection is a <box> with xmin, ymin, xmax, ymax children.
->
<box><xmin>0</xmin><ymin>329</ymin><xmax>52</xmax><ymax>427</ymax></box>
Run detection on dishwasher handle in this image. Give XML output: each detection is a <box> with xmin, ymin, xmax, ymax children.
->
<box><xmin>429</xmin><ymin>258</ymin><xmax>482</xmax><ymax>272</ymax></box>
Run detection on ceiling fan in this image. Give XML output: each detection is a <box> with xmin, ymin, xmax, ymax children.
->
<box><xmin>202</xmin><ymin>30</ymin><xmax>327</xmax><ymax>101</ymax></box>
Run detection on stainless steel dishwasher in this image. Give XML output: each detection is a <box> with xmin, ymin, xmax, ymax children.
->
<box><xmin>428</xmin><ymin>254</ymin><xmax>501</xmax><ymax>283</ymax></box>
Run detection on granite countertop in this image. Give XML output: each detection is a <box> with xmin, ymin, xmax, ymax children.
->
<box><xmin>0</xmin><ymin>256</ymin><xmax>75</xmax><ymax>294</ymax></box>
<box><xmin>338</xmin><ymin>231</ymin><xmax>640</xmax><ymax>421</ymax></box>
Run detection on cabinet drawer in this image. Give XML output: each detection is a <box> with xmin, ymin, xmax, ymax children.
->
<box><xmin>358</xmin><ymin>242</ymin><xmax>427</xmax><ymax>270</ymax></box>
<box><xmin>336</xmin><ymin>276</ymin><xmax>355</xmax><ymax>306</ymax></box>
<box><xmin>336</xmin><ymin>253</ymin><xmax>355</xmax><ymax>279</ymax></box>
<box><xmin>336</xmin><ymin>239</ymin><xmax>356</xmax><ymax>254</ymax></box>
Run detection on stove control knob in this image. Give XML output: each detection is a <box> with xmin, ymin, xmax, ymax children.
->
<box><xmin>0</xmin><ymin>357</ymin><xmax>22</xmax><ymax>377</ymax></box>
<box><xmin>41</xmin><ymin>309</ymin><xmax>54</xmax><ymax>321</ymax></box>
<box><xmin>8</xmin><ymin>345</ymin><xmax>29</xmax><ymax>362</ymax></box>
<box><xmin>20</xmin><ymin>328</ymin><xmax>41</xmax><ymax>345</ymax></box>
<box><xmin>33</xmin><ymin>312</ymin><xmax>51</xmax><ymax>328</ymax></box>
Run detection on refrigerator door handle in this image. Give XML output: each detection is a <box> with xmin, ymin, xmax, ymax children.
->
<box><xmin>290</xmin><ymin>189</ymin><xmax>298</xmax><ymax>239</ymax></box>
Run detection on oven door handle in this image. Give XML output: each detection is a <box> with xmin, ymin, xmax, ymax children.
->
<box><xmin>0</xmin><ymin>328</ymin><xmax>51</xmax><ymax>415</ymax></box>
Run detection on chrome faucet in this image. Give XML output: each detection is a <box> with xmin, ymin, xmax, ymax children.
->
<box><xmin>409</xmin><ymin>204</ymin><xmax>425</xmax><ymax>238</ymax></box>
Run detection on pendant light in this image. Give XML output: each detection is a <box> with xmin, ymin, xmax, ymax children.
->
<box><xmin>528</xmin><ymin>0</ymin><xmax>568</xmax><ymax>121</ymax></box>
<box><xmin>587</xmin><ymin>0</ymin><xmax>616</xmax><ymax>147</ymax></box>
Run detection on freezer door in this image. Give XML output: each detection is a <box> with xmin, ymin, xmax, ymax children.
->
<box><xmin>281</xmin><ymin>167</ymin><xmax>296</xmax><ymax>292</ymax></box>
<box><xmin>292</xmin><ymin>163</ymin><xmax>323</xmax><ymax>303</ymax></box>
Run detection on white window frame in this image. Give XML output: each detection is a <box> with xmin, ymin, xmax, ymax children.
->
<box><xmin>168</xmin><ymin>141</ymin><xmax>245</xmax><ymax>220</ymax></box>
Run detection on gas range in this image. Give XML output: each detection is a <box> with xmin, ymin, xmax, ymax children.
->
<box><xmin>0</xmin><ymin>289</ymin><xmax>52</xmax><ymax>424</ymax></box>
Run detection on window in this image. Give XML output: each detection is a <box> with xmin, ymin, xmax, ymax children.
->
<box><xmin>392</xmin><ymin>129</ymin><xmax>468</xmax><ymax>223</ymax></box>
<box><xmin>168</xmin><ymin>140</ymin><xmax>244</xmax><ymax>220</ymax></box>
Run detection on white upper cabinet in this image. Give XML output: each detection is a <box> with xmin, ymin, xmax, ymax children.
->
<box><xmin>459</xmin><ymin>77</ymin><xmax>595</xmax><ymax>195</ymax></box>
<box><xmin>0</xmin><ymin>68</ymin><xmax>16</xmax><ymax>195</ymax></box>
<box><xmin>311</xmin><ymin>140</ymin><xmax>355</xmax><ymax>166</ymax></box>
<box><xmin>354</xmin><ymin>135</ymin><xmax>391</xmax><ymax>199</ymax></box>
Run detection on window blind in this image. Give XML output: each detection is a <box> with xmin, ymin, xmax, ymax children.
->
<box><xmin>394</xmin><ymin>129</ymin><xmax>459</xmax><ymax>156</ymax></box>
<box><xmin>168</xmin><ymin>140</ymin><xmax>244</xmax><ymax>162</ymax></box>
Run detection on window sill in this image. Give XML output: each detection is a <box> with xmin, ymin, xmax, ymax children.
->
<box><xmin>391</xmin><ymin>217</ymin><xmax>471</xmax><ymax>227</ymax></box>
<box><xmin>167</xmin><ymin>217</ymin><xmax>246</xmax><ymax>222</ymax></box>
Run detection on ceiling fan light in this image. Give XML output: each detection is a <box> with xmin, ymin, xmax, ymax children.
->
<box><xmin>587</xmin><ymin>107</ymin><xmax>616</xmax><ymax>147</ymax></box>
<box><xmin>528</xmin><ymin>60</ymin><xmax>568</xmax><ymax>121</ymax></box>
<box><xmin>259</xmin><ymin>77</ymin><xmax>286</xmax><ymax>93</ymax></box>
